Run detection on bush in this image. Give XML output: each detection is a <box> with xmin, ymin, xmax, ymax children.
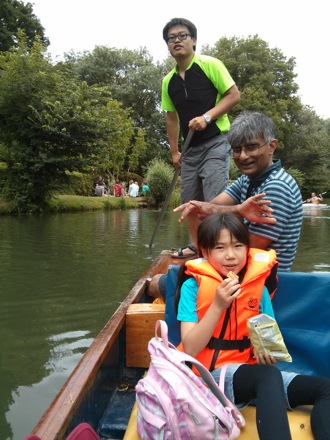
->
<box><xmin>54</xmin><ymin>171</ymin><xmax>95</xmax><ymax>196</ymax></box>
<box><xmin>229</xmin><ymin>158</ymin><xmax>242</xmax><ymax>180</ymax></box>
<box><xmin>145</xmin><ymin>159</ymin><xmax>175</xmax><ymax>206</ymax></box>
<box><xmin>169</xmin><ymin>187</ymin><xmax>181</xmax><ymax>208</ymax></box>
<box><xmin>285</xmin><ymin>167</ymin><xmax>305</xmax><ymax>189</ymax></box>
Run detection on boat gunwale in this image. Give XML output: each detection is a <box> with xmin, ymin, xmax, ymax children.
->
<box><xmin>31</xmin><ymin>251</ymin><xmax>171</xmax><ymax>440</ymax></box>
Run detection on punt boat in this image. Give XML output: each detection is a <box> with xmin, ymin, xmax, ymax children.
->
<box><xmin>27</xmin><ymin>251</ymin><xmax>330</xmax><ymax>440</ymax></box>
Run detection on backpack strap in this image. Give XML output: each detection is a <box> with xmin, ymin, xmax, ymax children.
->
<box><xmin>217</xmin><ymin>363</ymin><xmax>245</xmax><ymax>427</ymax></box>
<box><xmin>219</xmin><ymin>363</ymin><xmax>228</xmax><ymax>391</ymax></box>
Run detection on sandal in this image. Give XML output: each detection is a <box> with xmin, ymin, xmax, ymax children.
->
<box><xmin>171</xmin><ymin>244</ymin><xmax>198</xmax><ymax>259</ymax></box>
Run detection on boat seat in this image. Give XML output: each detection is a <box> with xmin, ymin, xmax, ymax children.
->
<box><xmin>165</xmin><ymin>267</ymin><xmax>330</xmax><ymax>378</ymax></box>
<box><xmin>125</xmin><ymin>303</ymin><xmax>165</xmax><ymax>368</ymax></box>
<box><xmin>122</xmin><ymin>269</ymin><xmax>330</xmax><ymax>439</ymax></box>
<box><xmin>123</xmin><ymin>401</ymin><xmax>313</xmax><ymax>440</ymax></box>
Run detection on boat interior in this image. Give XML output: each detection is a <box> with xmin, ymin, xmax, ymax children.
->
<box><xmin>70</xmin><ymin>268</ymin><xmax>330</xmax><ymax>439</ymax></box>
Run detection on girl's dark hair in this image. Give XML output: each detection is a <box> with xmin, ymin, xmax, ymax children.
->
<box><xmin>197</xmin><ymin>213</ymin><xmax>250</xmax><ymax>251</ymax></box>
<box><xmin>174</xmin><ymin>213</ymin><xmax>249</xmax><ymax>313</ymax></box>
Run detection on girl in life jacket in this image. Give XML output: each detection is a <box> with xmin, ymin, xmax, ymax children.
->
<box><xmin>175</xmin><ymin>212</ymin><xmax>330</xmax><ymax>440</ymax></box>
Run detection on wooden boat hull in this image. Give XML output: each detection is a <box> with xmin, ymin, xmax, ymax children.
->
<box><xmin>30</xmin><ymin>252</ymin><xmax>171</xmax><ymax>440</ymax></box>
<box><xmin>28</xmin><ymin>252</ymin><xmax>330</xmax><ymax>440</ymax></box>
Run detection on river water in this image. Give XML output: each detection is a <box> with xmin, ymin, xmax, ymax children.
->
<box><xmin>0</xmin><ymin>203</ymin><xmax>329</xmax><ymax>440</ymax></box>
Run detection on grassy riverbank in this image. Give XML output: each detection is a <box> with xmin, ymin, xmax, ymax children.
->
<box><xmin>0</xmin><ymin>195</ymin><xmax>147</xmax><ymax>215</ymax></box>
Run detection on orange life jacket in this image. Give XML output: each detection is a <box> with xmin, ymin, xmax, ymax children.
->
<box><xmin>179</xmin><ymin>248</ymin><xmax>277</xmax><ymax>372</ymax></box>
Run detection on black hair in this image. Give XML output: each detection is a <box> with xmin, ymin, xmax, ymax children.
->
<box><xmin>162</xmin><ymin>18</ymin><xmax>197</xmax><ymax>51</ymax></box>
<box><xmin>174</xmin><ymin>213</ymin><xmax>249</xmax><ymax>313</ymax></box>
<box><xmin>197</xmin><ymin>213</ymin><xmax>250</xmax><ymax>251</ymax></box>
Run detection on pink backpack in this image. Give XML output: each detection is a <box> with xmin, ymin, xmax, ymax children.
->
<box><xmin>136</xmin><ymin>320</ymin><xmax>245</xmax><ymax>439</ymax></box>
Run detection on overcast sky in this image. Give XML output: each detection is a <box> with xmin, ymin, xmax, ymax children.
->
<box><xmin>29</xmin><ymin>0</ymin><xmax>329</xmax><ymax>119</ymax></box>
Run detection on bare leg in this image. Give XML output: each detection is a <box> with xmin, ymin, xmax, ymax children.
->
<box><xmin>171</xmin><ymin>213</ymin><xmax>201</xmax><ymax>257</ymax></box>
<box><xmin>147</xmin><ymin>274</ymin><xmax>163</xmax><ymax>299</ymax></box>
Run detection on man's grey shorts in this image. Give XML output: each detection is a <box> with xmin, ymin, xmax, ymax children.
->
<box><xmin>180</xmin><ymin>134</ymin><xmax>230</xmax><ymax>203</ymax></box>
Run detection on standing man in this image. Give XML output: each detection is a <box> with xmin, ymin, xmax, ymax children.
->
<box><xmin>162</xmin><ymin>17</ymin><xmax>240</xmax><ymax>258</ymax></box>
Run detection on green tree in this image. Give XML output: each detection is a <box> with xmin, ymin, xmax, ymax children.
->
<box><xmin>0</xmin><ymin>0</ymin><xmax>49</xmax><ymax>51</ymax></box>
<box><xmin>0</xmin><ymin>38</ymin><xmax>135</xmax><ymax>211</ymax></box>
<box><xmin>203</xmin><ymin>35</ymin><xmax>302</xmax><ymax>143</ymax></box>
<box><xmin>127</xmin><ymin>128</ymin><xmax>147</xmax><ymax>174</ymax></box>
<box><xmin>202</xmin><ymin>35</ymin><xmax>330</xmax><ymax>192</ymax></box>
<box><xmin>277</xmin><ymin>106</ymin><xmax>330</xmax><ymax>196</ymax></box>
<box><xmin>66</xmin><ymin>47</ymin><xmax>170</xmax><ymax>171</ymax></box>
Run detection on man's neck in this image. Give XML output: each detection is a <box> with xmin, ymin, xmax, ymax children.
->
<box><xmin>176</xmin><ymin>52</ymin><xmax>195</xmax><ymax>75</ymax></box>
<box><xmin>248</xmin><ymin>160</ymin><xmax>281</xmax><ymax>182</ymax></box>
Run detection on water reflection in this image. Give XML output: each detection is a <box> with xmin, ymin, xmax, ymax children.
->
<box><xmin>0</xmin><ymin>204</ymin><xmax>329</xmax><ymax>439</ymax></box>
<box><xmin>292</xmin><ymin>203</ymin><xmax>330</xmax><ymax>272</ymax></box>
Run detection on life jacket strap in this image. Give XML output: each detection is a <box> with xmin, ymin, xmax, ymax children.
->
<box><xmin>207</xmin><ymin>335</ymin><xmax>251</xmax><ymax>352</ymax></box>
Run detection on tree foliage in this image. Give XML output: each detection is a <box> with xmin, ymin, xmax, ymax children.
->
<box><xmin>0</xmin><ymin>0</ymin><xmax>49</xmax><ymax>51</ymax></box>
<box><xmin>0</xmin><ymin>37</ymin><xmax>136</xmax><ymax>211</ymax></box>
<box><xmin>1</xmin><ymin>3</ymin><xmax>329</xmax><ymax>209</ymax></box>
<box><xmin>145</xmin><ymin>159</ymin><xmax>174</xmax><ymax>206</ymax></box>
<box><xmin>277</xmin><ymin>106</ymin><xmax>330</xmax><ymax>196</ymax></box>
<box><xmin>66</xmin><ymin>46</ymin><xmax>170</xmax><ymax>171</ymax></box>
<box><xmin>202</xmin><ymin>35</ymin><xmax>330</xmax><ymax>193</ymax></box>
<box><xmin>202</xmin><ymin>35</ymin><xmax>302</xmax><ymax>142</ymax></box>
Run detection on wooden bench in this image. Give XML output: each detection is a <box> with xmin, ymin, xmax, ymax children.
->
<box><xmin>124</xmin><ymin>401</ymin><xmax>313</xmax><ymax>440</ymax></box>
<box><xmin>126</xmin><ymin>303</ymin><xmax>165</xmax><ymax>368</ymax></box>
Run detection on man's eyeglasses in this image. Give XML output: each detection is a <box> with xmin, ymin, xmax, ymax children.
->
<box><xmin>166</xmin><ymin>32</ymin><xmax>191</xmax><ymax>44</ymax></box>
<box><xmin>231</xmin><ymin>140</ymin><xmax>270</xmax><ymax>158</ymax></box>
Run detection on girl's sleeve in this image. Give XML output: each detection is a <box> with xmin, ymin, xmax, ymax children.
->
<box><xmin>259</xmin><ymin>286</ymin><xmax>275</xmax><ymax>318</ymax></box>
<box><xmin>177</xmin><ymin>277</ymin><xmax>199</xmax><ymax>322</ymax></box>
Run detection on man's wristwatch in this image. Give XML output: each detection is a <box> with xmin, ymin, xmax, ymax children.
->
<box><xmin>203</xmin><ymin>114</ymin><xmax>212</xmax><ymax>125</ymax></box>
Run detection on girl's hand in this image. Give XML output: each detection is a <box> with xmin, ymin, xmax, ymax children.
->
<box><xmin>253</xmin><ymin>347</ymin><xmax>277</xmax><ymax>365</ymax></box>
<box><xmin>214</xmin><ymin>278</ymin><xmax>241</xmax><ymax>309</ymax></box>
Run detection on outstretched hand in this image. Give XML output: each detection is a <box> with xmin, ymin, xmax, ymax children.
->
<box><xmin>237</xmin><ymin>193</ymin><xmax>276</xmax><ymax>224</ymax></box>
<box><xmin>173</xmin><ymin>193</ymin><xmax>276</xmax><ymax>224</ymax></box>
<box><xmin>173</xmin><ymin>200</ymin><xmax>220</xmax><ymax>222</ymax></box>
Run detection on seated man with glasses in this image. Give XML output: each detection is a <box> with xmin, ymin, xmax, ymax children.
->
<box><xmin>162</xmin><ymin>17</ymin><xmax>240</xmax><ymax>259</ymax></box>
<box><xmin>149</xmin><ymin>111</ymin><xmax>302</xmax><ymax>300</ymax></box>
<box><xmin>173</xmin><ymin>111</ymin><xmax>303</xmax><ymax>272</ymax></box>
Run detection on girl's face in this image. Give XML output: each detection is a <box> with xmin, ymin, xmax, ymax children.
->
<box><xmin>201</xmin><ymin>228</ymin><xmax>248</xmax><ymax>277</ymax></box>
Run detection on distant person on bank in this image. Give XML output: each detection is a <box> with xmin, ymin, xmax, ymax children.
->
<box><xmin>141</xmin><ymin>181</ymin><xmax>150</xmax><ymax>197</ymax></box>
<box><xmin>129</xmin><ymin>181</ymin><xmax>139</xmax><ymax>197</ymax></box>
<box><xmin>113</xmin><ymin>180</ymin><xmax>123</xmax><ymax>197</ymax></box>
